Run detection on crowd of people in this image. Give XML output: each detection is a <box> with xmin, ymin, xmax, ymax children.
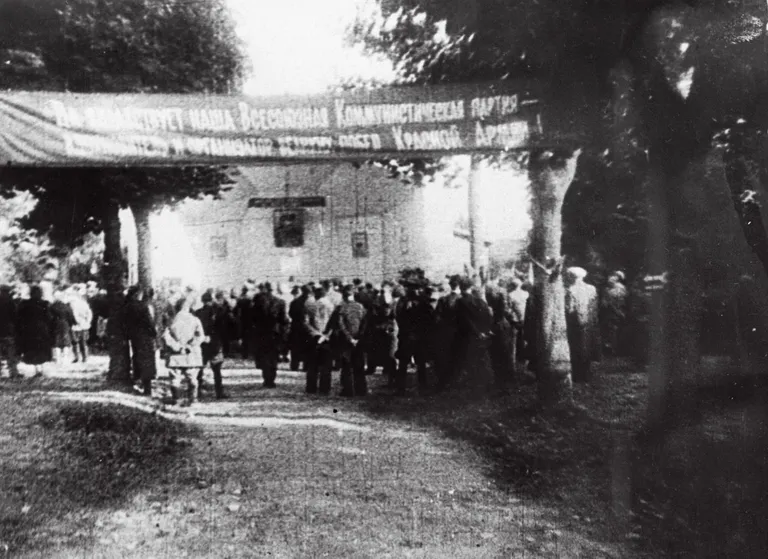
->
<box><xmin>106</xmin><ymin>266</ymin><xmax>631</xmax><ymax>407</ymax></box>
<box><xmin>0</xmin><ymin>282</ymin><xmax>103</xmax><ymax>378</ymax></box>
<box><xmin>0</xmin><ymin>267</ymin><xmax>634</xmax><ymax>407</ymax></box>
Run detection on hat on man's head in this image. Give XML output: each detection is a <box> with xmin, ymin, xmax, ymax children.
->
<box><xmin>263</xmin><ymin>281</ymin><xmax>273</xmax><ymax>292</ymax></box>
<box><xmin>458</xmin><ymin>276</ymin><xmax>474</xmax><ymax>291</ymax></box>
<box><xmin>613</xmin><ymin>271</ymin><xmax>626</xmax><ymax>282</ymax></box>
<box><xmin>568</xmin><ymin>267</ymin><xmax>588</xmax><ymax>280</ymax></box>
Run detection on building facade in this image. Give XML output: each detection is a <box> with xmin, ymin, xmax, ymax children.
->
<box><xmin>168</xmin><ymin>163</ymin><xmax>469</xmax><ymax>290</ymax></box>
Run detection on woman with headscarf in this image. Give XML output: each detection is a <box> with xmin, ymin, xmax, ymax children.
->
<box><xmin>17</xmin><ymin>285</ymin><xmax>53</xmax><ymax>376</ymax></box>
<box><xmin>162</xmin><ymin>296</ymin><xmax>205</xmax><ymax>406</ymax></box>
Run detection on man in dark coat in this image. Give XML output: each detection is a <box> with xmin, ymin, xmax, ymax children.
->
<box><xmin>364</xmin><ymin>281</ymin><xmax>397</xmax><ymax>382</ymax></box>
<box><xmin>454</xmin><ymin>277</ymin><xmax>495</xmax><ymax>396</ymax></box>
<box><xmin>251</xmin><ymin>282</ymin><xmax>289</xmax><ymax>388</ymax></box>
<box><xmin>288</xmin><ymin>285</ymin><xmax>310</xmax><ymax>371</ymax></box>
<box><xmin>196</xmin><ymin>290</ymin><xmax>228</xmax><ymax>399</ymax></box>
<box><xmin>0</xmin><ymin>285</ymin><xmax>20</xmax><ymax>378</ymax></box>
<box><xmin>124</xmin><ymin>286</ymin><xmax>157</xmax><ymax>396</ymax></box>
<box><xmin>395</xmin><ymin>282</ymin><xmax>433</xmax><ymax>395</ymax></box>
<box><xmin>433</xmin><ymin>275</ymin><xmax>461</xmax><ymax>391</ymax></box>
<box><xmin>486</xmin><ymin>281</ymin><xmax>516</xmax><ymax>390</ymax></box>
<box><xmin>17</xmin><ymin>285</ymin><xmax>53</xmax><ymax>376</ymax></box>
<box><xmin>235</xmin><ymin>284</ymin><xmax>254</xmax><ymax>359</ymax></box>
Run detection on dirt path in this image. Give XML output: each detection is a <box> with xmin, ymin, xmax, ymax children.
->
<box><xmin>8</xmin><ymin>363</ymin><xmax>636</xmax><ymax>558</ymax></box>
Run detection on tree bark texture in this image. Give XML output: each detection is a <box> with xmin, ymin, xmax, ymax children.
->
<box><xmin>103</xmin><ymin>199</ymin><xmax>131</xmax><ymax>385</ymax></box>
<box><xmin>529</xmin><ymin>149</ymin><xmax>581</xmax><ymax>407</ymax></box>
<box><xmin>131</xmin><ymin>202</ymin><xmax>154</xmax><ymax>290</ymax></box>
<box><xmin>645</xmin><ymin>160</ymin><xmax>704</xmax><ymax>432</ymax></box>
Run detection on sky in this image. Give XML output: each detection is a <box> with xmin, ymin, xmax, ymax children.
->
<box><xmin>226</xmin><ymin>0</ymin><xmax>395</xmax><ymax>96</ymax></box>
<box><xmin>143</xmin><ymin>0</ymin><xmax>530</xmax><ymax>287</ymax></box>
<box><xmin>223</xmin><ymin>0</ymin><xmax>531</xmax><ymax>241</ymax></box>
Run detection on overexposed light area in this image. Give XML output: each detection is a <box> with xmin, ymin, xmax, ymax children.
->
<box><xmin>122</xmin><ymin>208</ymin><xmax>201</xmax><ymax>289</ymax></box>
<box><xmin>227</xmin><ymin>0</ymin><xmax>396</xmax><ymax>96</ymax></box>
<box><xmin>151</xmin><ymin>209</ymin><xmax>201</xmax><ymax>289</ymax></box>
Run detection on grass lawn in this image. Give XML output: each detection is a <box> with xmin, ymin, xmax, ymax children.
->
<box><xmin>1</xmin><ymin>356</ymin><xmax>758</xmax><ymax>558</ymax></box>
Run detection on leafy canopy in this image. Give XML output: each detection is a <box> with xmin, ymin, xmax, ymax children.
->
<box><xmin>0</xmin><ymin>0</ymin><xmax>246</xmax><ymax>245</ymax></box>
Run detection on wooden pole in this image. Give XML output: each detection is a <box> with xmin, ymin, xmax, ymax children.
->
<box><xmin>468</xmin><ymin>155</ymin><xmax>487</xmax><ymax>276</ymax></box>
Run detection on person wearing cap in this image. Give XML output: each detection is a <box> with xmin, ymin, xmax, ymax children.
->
<box><xmin>433</xmin><ymin>274</ymin><xmax>462</xmax><ymax>391</ymax></box>
<box><xmin>335</xmin><ymin>284</ymin><xmax>368</xmax><ymax>397</ymax></box>
<box><xmin>565</xmin><ymin>266</ymin><xmax>599</xmax><ymax>382</ymax></box>
<box><xmin>454</xmin><ymin>276</ymin><xmax>494</xmax><ymax>394</ymax></box>
<box><xmin>235</xmin><ymin>284</ymin><xmax>255</xmax><ymax>360</ymax></box>
<box><xmin>600</xmin><ymin>271</ymin><xmax>628</xmax><ymax>357</ymax></box>
<box><xmin>251</xmin><ymin>281</ymin><xmax>289</xmax><ymax>388</ymax></box>
<box><xmin>395</xmin><ymin>280</ymin><xmax>433</xmax><ymax>395</ymax></box>
<box><xmin>123</xmin><ymin>285</ymin><xmax>158</xmax><ymax>396</ymax></box>
<box><xmin>365</xmin><ymin>280</ymin><xmax>398</xmax><ymax>382</ymax></box>
<box><xmin>195</xmin><ymin>290</ymin><xmax>228</xmax><ymax>399</ymax></box>
<box><xmin>163</xmin><ymin>295</ymin><xmax>205</xmax><ymax>406</ymax></box>
<box><xmin>288</xmin><ymin>285</ymin><xmax>311</xmax><ymax>372</ymax></box>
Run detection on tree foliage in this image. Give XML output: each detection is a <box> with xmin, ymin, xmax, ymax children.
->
<box><xmin>0</xmin><ymin>0</ymin><xmax>246</xmax><ymax>257</ymax></box>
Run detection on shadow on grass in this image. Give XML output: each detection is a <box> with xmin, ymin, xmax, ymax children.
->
<box><xmin>346</xmin><ymin>367</ymin><xmax>639</xmax><ymax>553</ymax></box>
<box><xmin>0</xmin><ymin>393</ymin><xmax>199</xmax><ymax>555</ymax></box>
<box><xmin>630</xmin><ymin>387</ymin><xmax>768</xmax><ymax>559</ymax></box>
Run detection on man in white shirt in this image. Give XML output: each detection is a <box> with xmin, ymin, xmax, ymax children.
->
<box><xmin>69</xmin><ymin>285</ymin><xmax>93</xmax><ymax>364</ymax></box>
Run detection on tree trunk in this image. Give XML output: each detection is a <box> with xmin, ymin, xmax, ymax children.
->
<box><xmin>131</xmin><ymin>202</ymin><xmax>154</xmax><ymax>290</ymax></box>
<box><xmin>103</xmin><ymin>199</ymin><xmax>131</xmax><ymax>385</ymax></box>
<box><xmin>468</xmin><ymin>155</ymin><xmax>488</xmax><ymax>276</ymax></box>
<box><xmin>645</xmin><ymin>159</ymin><xmax>704</xmax><ymax>433</ymax></box>
<box><xmin>529</xmin><ymin>149</ymin><xmax>582</xmax><ymax>407</ymax></box>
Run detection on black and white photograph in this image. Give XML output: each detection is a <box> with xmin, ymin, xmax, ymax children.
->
<box><xmin>1</xmin><ymin>0</ymin><xmax>768</xmax><ymax>557</ymax></box>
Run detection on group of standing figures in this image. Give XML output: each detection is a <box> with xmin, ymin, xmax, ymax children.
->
<box><xmin>20</xmin><ymin>266</ymin><xmax>629</xmax><ymax>408</ymax></box>
<box><xmin>0</xmin><ymin>283</ymin><xmax>94</xmax><ymax>378</ymax></box>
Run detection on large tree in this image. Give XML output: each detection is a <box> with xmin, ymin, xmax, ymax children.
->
<box><xmin>0</xmin><ymin>0</ymin><xmax>246</xmax><ymax>383</ymax></box>
<box><xmin>350</xmin><ymin>0</ymin><xmax>768</xmax><ymax>411</ymax></box>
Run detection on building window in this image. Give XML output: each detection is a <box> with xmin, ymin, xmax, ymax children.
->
<box><xmin>210</xmin><ymin>235</ymin><xmax>228</xmax><ymax>260</ymax></box>
<box><xmin>352</xmin><ymin>231</ymin><xmax>369</xmax><ymax>258</ymax></box>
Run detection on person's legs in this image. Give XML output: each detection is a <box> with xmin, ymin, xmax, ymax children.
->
<box><xmin>352</xmin><ymin>345</ymin><xmax>367</xmax><ymax>396</ymax></box>
<box><xmin>183</xmin><ymin>368</ymin><xmax>199</xmax><ymax>405</ymax></box>
<box><xmin>262</xmin><ymin>349</ymin><xmax>278</xmax><ymax>387</ymax></box>
<box><xmin>305</xmin><ymin>344</ymin><xmax>319</xmax><ymax>394</ymax></box>
<box><xmin>212</xmin><ymin>361</ymin><xmax>226</xmax><ymax>399</ymax></box>
<box><xmin>168</xmin><ymin>369</ymin><xmax>182</xmax><ymax>404</ymax></box>
<box><xmin>340</xmin><ymin>350</ymin><xmax>353</xmax><ymax>397</ymax></box>
<box><xmin>395</xmin><ymin>343</ymin><xmax>410</xmax><ymax>395</ymax></box>
<box><xmin>318</xmin><ymin>344</ymin><xmax>333</xmax><ymax>395</ymax></box>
